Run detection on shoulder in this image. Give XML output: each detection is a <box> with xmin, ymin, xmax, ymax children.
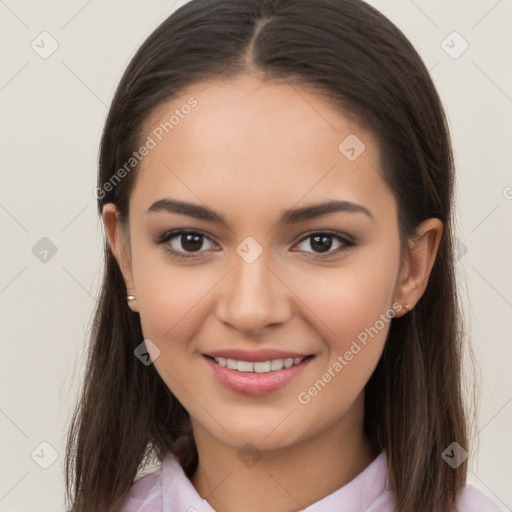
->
<box><xmin>120</xmin><ymin>465</ymin><xmax>163</xmax><ymax>512</ymax></box>
<box><xmin>455</xmin><ymin>484</ymin><xmax>504</xmax><ymax>512</ymax></box>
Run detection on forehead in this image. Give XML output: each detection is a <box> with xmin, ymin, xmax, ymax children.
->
<box><xmin>131</xmin><ymin>74</ymin><xmax>394</xmax><ymax>220</ymax></box>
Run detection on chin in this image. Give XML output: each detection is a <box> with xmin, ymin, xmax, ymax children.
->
<box><xmin>198</xmin><ymin>411</ymin><xmax>307</xmax><ymax>452</ymax></box>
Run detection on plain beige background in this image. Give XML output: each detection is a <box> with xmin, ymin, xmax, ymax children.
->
<box><xmin>0</xmin><ymin>1</ymin><xmax>511</xmax><ymax>510</ymax></box>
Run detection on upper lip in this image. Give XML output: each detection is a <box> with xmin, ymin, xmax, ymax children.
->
<box><xmin>204</xmin><ymin>348</ymin><xmax>312</xmax><ymax>362</ymax></box>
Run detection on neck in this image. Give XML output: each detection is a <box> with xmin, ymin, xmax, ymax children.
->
<box><xmin>190</xmin><ymin>395</ymin><xmax>378</xmax><ymax>512</ymax></box>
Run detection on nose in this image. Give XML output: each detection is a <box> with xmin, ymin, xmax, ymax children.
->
<box><xmin>214</xmin><ymin>250</ymin><xmax>293</xmax><ymax>336</ymax></box>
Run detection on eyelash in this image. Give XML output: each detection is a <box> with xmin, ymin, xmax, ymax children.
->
<box><xmin>155</xmin><ymin>229</ymin><xmax>356</xmax><ymax>260</ymax></box>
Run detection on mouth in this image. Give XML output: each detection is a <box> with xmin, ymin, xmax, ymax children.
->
<box><xmin>202</xmin><ymin>354</ymin><xmax>315</xmax><ymax>395</ymax></box>
<box><xmin>205</xmin><ymin>354</ymin><xmax>312</xmax><ymax>373</ymax></box>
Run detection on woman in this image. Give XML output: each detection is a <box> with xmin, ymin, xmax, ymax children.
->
<box><xmin>65</xmin><ymin>0</ymin><xmax>503</xmax><ymax>510</ymax></box>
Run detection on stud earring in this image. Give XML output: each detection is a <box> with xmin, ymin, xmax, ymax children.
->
<box><xmin>126</xmin><ymin>295</ymin><xmax>139</xmax><ymax>313</ymax></box>
<box><xmin>402</xmin><ymin>304</ymin><xmax>410</xmax><ymax>310</ymax></box>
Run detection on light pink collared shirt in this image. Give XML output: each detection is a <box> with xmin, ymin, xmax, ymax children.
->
<box><xmin>121</xmin><ymin>451</ymin><xmax>503</xmax><ymax>511</ymax></box>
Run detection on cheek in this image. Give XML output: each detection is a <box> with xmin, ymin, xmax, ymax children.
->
<box><xmin>129</xmin><ymin>243</ymin><xmax>217</xmax><ymax>350</ymax></box>
<box><xmin>132</xmin><ymin>260</ymin><xmax>215</xmax><ymax>406</ymax></box>
<box><xmin>295</xmin><ymin>256</ymin><xmax>398</xmax><ymax>349</ymax></box>
<box><xmin>136</xmin><ymin>275</ymin><xmax>212</xmax><ymax>350</ymax></box>
<box><xmin>293</xmin><ymin>274</ymin><xmax>396</xmax><ymax>425</ymax></box>
<box><xmin>290</xmin><ymin>242</ymin><xmax>400</xmax><ymax>394</ymax></box>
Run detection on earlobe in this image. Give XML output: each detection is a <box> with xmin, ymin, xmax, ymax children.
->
<box><xmin>101</xmin><ymin>204</ymin><xmax>138</xmax><ymax>312</ymax></box>
<box><xmin>394</xmin><ymin>218</ymin><xmax>443</xmax><ymax>316</ymax></box>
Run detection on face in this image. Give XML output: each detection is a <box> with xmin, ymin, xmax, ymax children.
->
<box><xmin>103</xmin><ymin>74</ymin><xmax>437</xmax><ymax>453</ymax></box>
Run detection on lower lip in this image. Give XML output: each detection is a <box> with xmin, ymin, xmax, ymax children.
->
<box><xmin>203</xmin><ymin>355</ymin><xmax>313</xmax><ymax>396</ymax></box>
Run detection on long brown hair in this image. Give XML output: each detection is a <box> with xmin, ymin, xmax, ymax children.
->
<box><xmin>65</xmin><ymin>1</ymin><xmax>472</xmax><ymax>510</ymax></box>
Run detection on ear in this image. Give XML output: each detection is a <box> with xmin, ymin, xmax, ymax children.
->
<box><xmin>394</xmin><ymin>218</ymin><xmax>443</xmax><ymax>317</ymax></box>
<box><xmin>102</xmin><ymin>204</ymin><xmax>138</xmax><ymax>313</ymax></box>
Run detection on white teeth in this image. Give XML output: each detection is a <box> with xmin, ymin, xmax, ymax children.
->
<box><xmin>212</xmin><ymin>356</ymin><xmax>306</xmax><ymax>373</ymax></box>
<box><xmin>237</xmin><ymin>360</ymin><xmax>254</xmax><ymax>372</ymax></box>
<box><xmin>254</xmin><ymin>361</ymin><xmax>271</xmax><ymax>373</ymax></box>
<box><xmin>226</xmin><ymin>358</ymin><xmax>238</xmax><ymax>370</ymax></box>
<box><xmin>270</xmin><ymin>359</ymin><xmax>284</xmax><ymax>371</ymax></box>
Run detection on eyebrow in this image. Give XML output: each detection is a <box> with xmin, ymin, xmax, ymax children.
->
<box><xmin>147</xmin><ymin>198</ymin><xmax>374</xmax><ymax>228</ymax></box>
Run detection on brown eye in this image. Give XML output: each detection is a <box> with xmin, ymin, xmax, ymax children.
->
<box><xmin>175</xmin><ymin>233</ymin><xmax>204</xmax><ymax>252</ymax></box>
<box><xmin>309</xmin><ymin>234</ymin><xmax>335</xmax><ymax>253</ymax></box>
<box><xmin>156</xmin><ymin>230</ymin><xmax>217</xmax><ymax>258</ymax></box>
<box><xmin>294</xmin><ymin>232</ymin><xmax>354</xmax><ymax>258</ymax></box>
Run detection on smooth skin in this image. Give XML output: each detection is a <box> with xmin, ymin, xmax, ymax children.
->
<box><xmin>103</xmin><ymin>74</ymin><xmax>442</xmax><ymax>512</ymax></box>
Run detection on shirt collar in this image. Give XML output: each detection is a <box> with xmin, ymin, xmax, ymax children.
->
<box><xmin>161</xmin><ymin>450</ymin><xmax>390</xmax><ymax>511</ymax></box>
